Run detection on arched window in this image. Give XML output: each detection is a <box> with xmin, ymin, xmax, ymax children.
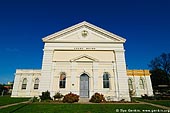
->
<box><xmin>21</xmin><ymin>78</ymin><xmax>27</xmax><ymax>89</ymax></box>
<box><xmin>59</xmin><ymin>72</ymin><xmax>66</xmax><ymax>88</ymax></box>
<box><xmin>128</xmin><ymin>79</ymin><xmax>133</xmax><ymax>90</ymax></box>
<box><xmin>139</xmin><ymin>78</ymin><xmax>145</xmax><ymax>89</ymax></box>
<box><xmin>34</xmin><ymin>78</ymin><xmax>39</xmax><ymax>89</ymax></box>
<box><xmin>103</xmin><ymin>72</ymin><xmax>110</xmax><ymax>88</ymax></box>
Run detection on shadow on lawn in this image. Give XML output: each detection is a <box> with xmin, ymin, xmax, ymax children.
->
<box><xmin>9</xmin><ymin>103</ymin><xmax>29</xmax><ymax>113</ymax></box>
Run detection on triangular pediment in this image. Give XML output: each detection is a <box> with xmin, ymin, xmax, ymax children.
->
<box><xmin>42</xmin><ymin>21</ymin><xmax>126</xmax><ymax>43</ymax></box>
<box><xmin>70</xmin><ymin>54</ymin><xmax>98</xmax><ymax>62</ymax></box>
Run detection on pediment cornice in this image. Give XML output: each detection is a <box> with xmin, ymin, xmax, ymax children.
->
<box><xmin>42</xmin><ymin>21</ymin><xmax>126</xmax><ymax>43</ymax></box>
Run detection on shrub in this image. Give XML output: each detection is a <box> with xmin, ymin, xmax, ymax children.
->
<box><xmin>141</xmin><ymin>94</ymin><xmax>148</xmax><ymax>99</ymax></box>
<box><xmin>141</xmin><ymin>94</ymin><xmax>155</xmax><ymax>100</ymax></box>
<box><xmin>154</xmin><ymin>94</ymin><xmax>170</xmax><ymax>100</ymax></box>
<box><xmin>53</xmin><ymin>92</ymin><xmax>63</xmax><ymax>100</ymax></box>
<box><xmin>63</xmin><ymin>92</ymin><xmax>79</xmax><ymax>103</ymax></box>
<box><xmin>39</xmin><ymin>90</ymin><xmax>52</xmax><ymax>101</ymax></box>
<box><xmin>89</xmin><ymin>93</ymin><xmax>106</xmax><ymax>103</ymax></box>
<box><xmin>120</xmin><ymin>99</ymin><xmax>125</xmax><ymax>102</ymax></box>
<box><xmin>30</xmin><ymin>96</ymin><xmax>37</xmax><ymax>102</ymax></box>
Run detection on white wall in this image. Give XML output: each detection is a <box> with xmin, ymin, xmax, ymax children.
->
<box><xmin>11</xmin><ymin>69</ymin><xmax>41</xmax><ymax>97</ymax></box>
<box><xmin>128</xmin><ymin>75</ymin><xmax>153</xmax><ymax>97</ymax></box>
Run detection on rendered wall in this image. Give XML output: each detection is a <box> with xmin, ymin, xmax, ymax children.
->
<box><xmin>11</xmin><ymin>69</ymin><xmax>41</xmax><ymax>97</ymax></box>
<box><xmin>127</xmin><ymin>70</ymin><xmax>153</xmax><ymax>97</ymax></box>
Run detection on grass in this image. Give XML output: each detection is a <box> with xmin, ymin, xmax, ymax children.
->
<box><xmin>134</xmin><ymin>98</ymin><xmax>170</xmax><ymax>107</ymax></box>
<box><xmin>0</xmin><ymin>96</ymin><xmax>169</xmax><ymax>113</ymax></box>
<box><xmin>0</xmin><ymin>103</ymin><xmax>166</xmax><ymax>113</ymax></box>
<box><xmin>0</xmin><ymin>95</ymin><xmax>30</xmax><ymax>106</ymax></box>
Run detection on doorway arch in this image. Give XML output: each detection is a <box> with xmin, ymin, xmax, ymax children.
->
<box><xmin>80</xmin><ymin>73</ymin><xmax>89</xmax><ymax>98</ymax></box>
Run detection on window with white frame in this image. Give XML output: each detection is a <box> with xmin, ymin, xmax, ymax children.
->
<box><xmin>103</xmin><ymin>72</ymin><xmax>110</xmax><ymax>88</ymax></box>
<box><xmin>128</xmin><ymin>78</ymin><xmax>133</xmax><ymax>90</ymax></box>
<box><xmin>21</xmin><ymin>78</ymin><xmax>27</xmax><ymax>90</ymax></box>
<box><xmin>139</xmin><ymin>78</ymin><xmax>145</xmax><ymax>89</ymax></box>
<box><xmin>59</xmin><ymin>72</ymin><xmax>66</xmax><ymax>88</ymax></box>
<box><xmin>34</xmin><ymin>78</ymin><xmax>39</xmax><ymax>89</ymax></box>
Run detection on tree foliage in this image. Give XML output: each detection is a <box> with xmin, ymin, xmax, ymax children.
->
<box><xmin>149</xmin><ymin>53</ymin><xmax>170</xmax><ymax>86</ymax></box>
<box><xmin>0</xmin><ymin>84</ymin><xmax>4</xmax><ymax>94</ymax></box>
<box><xmin>0</xmin><ymin>84</ymin><xmax>9</xmax><ymax>95</ymax></box>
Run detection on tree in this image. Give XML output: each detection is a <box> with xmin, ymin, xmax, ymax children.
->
<box><xmin>0</xmin><ymin>84</ymin><xmax>3</xmax><ymax>95</ymax></box>
<box><xmin>148</xmin><ymin>53</ymin><xmax>170</xmax><ymax>87</ymax></box>
<box><xmin>0</xmin><ymin>84</ymin><xmax>8</xmax><ymax>96</ymax></box>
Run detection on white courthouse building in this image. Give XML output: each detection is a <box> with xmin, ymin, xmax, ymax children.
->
<box><xmin>11</xmin><ymin>21</ymin><xmax>153</xmax><ymax>101</ymax></box>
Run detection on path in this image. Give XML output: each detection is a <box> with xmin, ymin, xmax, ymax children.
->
<box><xmin>136</xmin><ymin>100</ymin><xmax>170</xmax><ymax>110</ymax></box>
<box><xmin>0</xmin><ymin>101</ymin><xmax>30</xmax><ymax>109</ymax></box>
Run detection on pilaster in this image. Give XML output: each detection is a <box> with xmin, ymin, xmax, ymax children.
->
<box><xmin>93</xmin><ymin>62</ymin><xmax>98</xmax><ymax>90</ymax></box>
<box><xmin>40</xmin><ymin>49</ymin><xmax>54</xmax><ymax>93</ymax></box>
<box><xmin>11</xmin><ymin>74</ymin><xmax>20</xmax><ymax>97</ymax></box>
<box><xmin>145</xmin><ymin>76</ymin><xmax>153</xmax><ymax>96</ymax></box>
<box><xmin>114</xmin><ymin>50</ymin><xmax>130</xmax><ymax>101</ymax></box>
<box><xmin>113</xmin><ymin>61</ymin><xmax>119</xmax><ymax>99</ymax></box>
<box><xmin>71</xmin><ymin>62</ymin><xmax>77</xmax><ymax>92</ymax></box>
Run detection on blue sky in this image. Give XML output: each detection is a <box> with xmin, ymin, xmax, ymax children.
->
<box><xmin>0</xmin><ymin>0</ymin><xmax>170</xmax><ymax>84</ymax></box>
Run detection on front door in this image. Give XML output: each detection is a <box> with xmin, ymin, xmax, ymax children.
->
<box><xmin>80</xmin><ymin>73</ymin><xmax>89</xmax><ymax>98</ymax></box>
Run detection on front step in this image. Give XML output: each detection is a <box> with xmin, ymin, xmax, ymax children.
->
<box><xmin>79</xmin><ymin>98</ymin><xmax>90</xmax><ymax>103</ymax></box>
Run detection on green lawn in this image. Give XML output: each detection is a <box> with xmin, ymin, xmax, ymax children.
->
<box><xmin>134</xmin><ymin>98</ymin><xmax>170</xmax><ymax>107</ymax></box>
<box><xmin>0</xmin><ymin>95</ymin><xmax>30</xmax><ymax>106</ymax></box>
<box><xmin>0</xmin><ymin>103</ymin><xmax>167</xmax><ymax>113</ymax></box>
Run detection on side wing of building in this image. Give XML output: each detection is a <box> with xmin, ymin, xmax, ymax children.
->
<box><xmin>11</xmin><ymin>69</ymin><xmax>41</xmax><ymax>97</ymax></box>
<box><xmin>127</xmin><ymin>70</ymin><xmax>153</xmax><ymax>97</ymax></box>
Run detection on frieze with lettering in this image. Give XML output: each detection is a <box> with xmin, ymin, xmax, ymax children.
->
<box><xmin>74</xmin><ymin>48</ymin><xmax>95</xmax><ymax>50</ymax></box>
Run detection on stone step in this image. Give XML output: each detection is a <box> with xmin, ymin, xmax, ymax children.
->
<box><xmin>79</xmin><ymin>98</ymin><xmax>90</xmax><ymax>103</ymax></box>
